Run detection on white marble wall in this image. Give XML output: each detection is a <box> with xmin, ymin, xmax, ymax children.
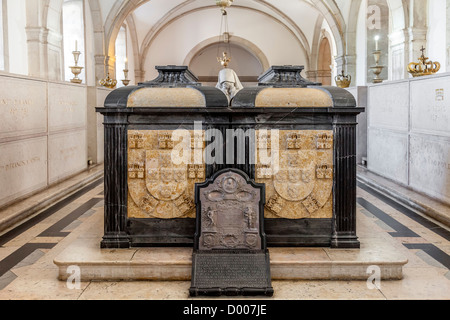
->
<box><xmin>0</xmin><ymin>137</ymin><xmax>48</xmax><ymax>206</ymax></box>
<box><xmin>346</xmin><ymin>87</ymin><xmax>368</xmax><ymax>165</ymax></box>
<box><xmin>0</xmin><ymin>74</ymin><xmax>104</xmax><ymax>207</ymax></box>
<box><xmin>0</xmin><ymin>77</ymin><xmax>47</xmax><ymax>140</ymax></box>
<box><xmin>367</xmin><ymin>73</ymin><xmax>450</xmax><ymax>204</ymax></box>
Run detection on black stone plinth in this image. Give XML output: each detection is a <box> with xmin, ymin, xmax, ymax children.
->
<box><xmin>189</xmin><ymin>251</ymin><xmax>273</xmax><ymax>297</ymax></box>
<box><xmin>96</xmin><ymin>65</ymin><xmax>365</xmax><ymax>250</ymax></box>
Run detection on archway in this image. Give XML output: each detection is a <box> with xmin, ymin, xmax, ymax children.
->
<box><xmin>317</xmin><ymin>37</ymin><xmax>332</xmax><ymax>85</ymax></box>
<box><xmin>187</xmin><ymin>41</ymin><xmax>265</xmax><ymax>86</ymax></box>
<box><xmin>102</xmin><ymin>0</ymin><xmax>346</xmax><ymax>77</ymax></box>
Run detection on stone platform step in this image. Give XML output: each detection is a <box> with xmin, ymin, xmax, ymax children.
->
<box><xmin>357</xmin><ymin>166</ymin><xmax>450</xmax><ymax>228</ymax></box>
<box><xmin>54</xmin><ymin>234</ymin><xmax>407</xmax><ymax>282</ymax></box>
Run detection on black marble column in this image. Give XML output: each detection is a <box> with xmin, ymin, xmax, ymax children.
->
<box><xmin>331</xmin><ymin>115</ymin><xmax>360</xmax><ymax>249</ymax></box>
<box><xmin>101</xmin><ymin>114</ymin><xmax>130</xmax><ymax>248</ymax></box>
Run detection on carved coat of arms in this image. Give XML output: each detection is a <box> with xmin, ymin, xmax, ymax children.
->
<box><xmin>127</xmin><ymin>130</ymin><xmax>204</xmax><ymax>219</ymax></box>
<box><xmin>256</xmin><ymin>130</ymin><xmax>334</xmax><ymax>220</ymax></box>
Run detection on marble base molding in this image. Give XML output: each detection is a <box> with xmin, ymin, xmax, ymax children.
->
<box><xmin>54</xmin><ymin>235</ymin><xmax>407</xmax><ymax>282</ymax></box>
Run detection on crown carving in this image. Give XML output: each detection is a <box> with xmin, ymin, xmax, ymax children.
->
<box><xmin>408</xmin><ymin>46</ymin><xmax>440</xmax><ymax>77</ymax></box>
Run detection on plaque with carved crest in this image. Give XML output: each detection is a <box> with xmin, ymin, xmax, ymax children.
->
<box><xmin>127</xmin><ymin>130</ymin><xmax>205</xmax><ymax>219</ymax></box>
<box><xmin>255</xmin><ymin>130</ymin><xmax>334</xmax><ymax>219</ymax></box>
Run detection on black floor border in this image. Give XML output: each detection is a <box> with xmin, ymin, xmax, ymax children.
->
<box><xmin>357</xmin><ymin>197</ymin><xmax>420</xmax><ymax>238</ymax></box>
<box><xmin>404</xmin><ymin>243</ymin><xmax>450</xmax><ymax>270</ymax></box>
<box><xmin>0</xmin><ymin>243</ymin><xmax>57</xmax><ymax>278</ymax></box>
<box><xmin>0</xmin><ymin>178</ymin><xmax>104</xmax><ymax>247</ymax></box>
<box><xmin>39</xmin><ymin>198</ymin><xmax>103</xmax><ymax>237</ymax></box>
<box><xmin>358</xmin><ymin>181</ymin><xmax>450</xmax><ymax>241</ymax></box>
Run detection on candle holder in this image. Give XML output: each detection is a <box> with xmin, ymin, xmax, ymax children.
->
<box><xmin>122</xmin><ymin>69</ymin><xmax>130</xmax><ymax>86</ymax></box>
<box><xmin>69</xmin><ymin>50</ymin><xmax>83</xmax><ymax>84</ymax></box>
<box><xmin>370</xmin><ymin>50</ymin><xmax>385</xmax><ymax>84</ymax></box>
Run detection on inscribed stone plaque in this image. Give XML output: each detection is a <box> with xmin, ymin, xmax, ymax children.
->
<box><xmin>409</xmin><ymin>134</ymin><xmax>450</xmax><ymax>204</ymax></box>
<box><xmin>410</xmin><ymin>77</ymin><xmax>450</xmax><ymax>136</ymax></box>
<box><xmin>48</xmin><ymin>130</ymin><xmax>87</xmax><ymax>184</ymax></box>
<box><xmin>0</xmin><ymin>137</ymin><xmax>48</xmax><ymax>207</ymax></box>
<box><xmin>48</xmin><ymin>83</ymin><xmax>87</xmax><ymax>132</ymax></box>
<box><xmin>190</xmin><ymin>169</ymin><xmax>273</xmax><ymax>297</ymax></box>
<box><xmin>0</xmin><ymin>77</ymin><xmax>47</xmax><ymax>140</ymax></box>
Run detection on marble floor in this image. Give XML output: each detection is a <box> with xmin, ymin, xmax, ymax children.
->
<box><xmin>0</xmin><ymin>176</ymin><xmax>449</xmax><ymax>300</ymax></box>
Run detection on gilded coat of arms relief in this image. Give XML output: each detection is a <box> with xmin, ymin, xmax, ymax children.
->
<box><xmin>256</xmin><ymin>130</ymin><xmax>334</xmax><ymax>220</ymax></box>
<box><xmin>127</xmin><ymin>130</ymin><xmax>205</xmax><ymax>219</ymax></box>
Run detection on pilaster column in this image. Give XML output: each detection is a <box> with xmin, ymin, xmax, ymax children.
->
<box><xmin>334</xmin><ymin>55</ymin><xmax>356</xmax><ymax>86</ymax></box>
<box><xmin>389</xmin><ymin>29</ymin><xmax>408</xmax><ymax>80</ymax></box>
<box><xmin>408</xmin><ymin>27</ymin><xmax>427</xmax><ymax>62</ymax></box>
<box><xmin>25</xmin><ymin>27</ymin><xmax>48</xmax><ymax>78</ymax></box>
<box><xmin>331</xmin><ymin>115</ymin><xmax>360</xmax><ymax>249</ymax></box>
<box><xmin>101</xmin><ymin>114</ymin><xmax>130</xmax><ymax>248</ymax></box>
<box><xmin>134</xmin><ymin>69</ymin><xmax>146</xmax><ymax>83</ymax></box>
<box><xmin>107</xmin><ymin>55</ymin><xmax>116</xmax><ymax>79</ymax></box>
<box><xmin>407</xmin><ymin>0</ymin><xmax>428</xmax><ymax>65</ymax></box>
<box><xmin>305</xmin><ymin>70</ymin><xmax>318</xmax><ymax>83</ymax></box>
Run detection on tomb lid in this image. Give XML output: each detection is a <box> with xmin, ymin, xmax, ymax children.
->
<box><xmin>103</xmin><ymin>66</ymin><xmax>229</xmax><ymax>108</ymax></box>
<box><xmin>231</xmin><ymin>65</ymin><xmax>356</xmax><ymax>108</ymax></box>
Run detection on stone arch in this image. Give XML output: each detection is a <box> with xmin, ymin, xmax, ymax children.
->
<box><xmin>317</xmin><ymin>37</ymin><xmax>332</xmax><ymax>85</ymax></box>
<box><xmin>183</xmin><ymin>36</ymin><xmax>270</xmax><ymax>73</ymax></box>
<box><xmin>139</xmin><ymin>5</ymin><xmax>311</xmax><ymax>74</ymax></box>
<box><xmin>102</xmin><ymin>0</ymin><xmax>347</xmax><ymax>75</ymax></box>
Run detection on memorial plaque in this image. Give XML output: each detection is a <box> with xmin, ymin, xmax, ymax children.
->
<box><xmin>190</xmin><ymin>169</ymin><xmax>273</xmax><ymax>297</ymax></box>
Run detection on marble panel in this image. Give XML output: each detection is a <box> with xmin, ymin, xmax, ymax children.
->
<box><xmin>347</xmin><ymin>87</ymin><xmax>368</xmax><ymax>164</ymax></box>
<box><xmin>410</xmin><ymin>76</ymin><xmax>450</xmax><ymax>137</ymax></box>
<box><xmin>48</xmin><ymin>130</ymin><xmax>87</xmax><ymax>184</ymax></box>
<box><xmin>0</xmin><ymin>77</ymin><xmax>47</xmax><ymax>140</ymax></box>
<box><xmin>410</xmin><ymin>134</ymin><xmax>450</xmax><ymax>204</ymax></box>
<box><xmin>96</xmin><ymin>114</ymin><xmax>104</xmax><ymax>163</ymax></box>
<box><xmin>48</xmin><ymin>83</ymin><xmax>87</xmax><ymax>132</ymax></box>
<box><xmin>368</xmin><ymin>128</ymin><xmax>408</xmax><ymax>185</ymax></box>
<box><xmin>368</xmin><ymin>81</ymin><xmax>409</xmax><ymax>131</ymax></box>
<box><xmin>95</xmin><ymin>88</ymin><xmax>108</xmax><ymax>163</ymax></box>
<box><xmin>0</xmin><ymin>137</ymin><xmax>48</xmax><ymax>207</ymax></box>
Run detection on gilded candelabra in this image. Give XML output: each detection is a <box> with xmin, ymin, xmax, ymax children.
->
<box><xmin>69</xmin><ymin>50</ymin><xmax>83</xmax><ymax>84</ymax></box>
<box><xmin>370</xmin><ymin>50</ymin><xmax>385</xmax><ymax>84</ymax></box>
<box><xmin>122</xmin><ymin>69</ymin><xmax>130</xmax><ymax>86</ymax></box>
<box><xmin>99</xmin><ymin>73</ymin><xmax>117</xmax><ymax>89</ymax></box>
<box><xmin>218</xmin><ymin>52</ymin><xmax>231</xmax><ymax>68</ymax></box>
<box><xmin>407</xmin><ymin>46</ymin><xmax>440</xmax><ymax>77</ymax></box>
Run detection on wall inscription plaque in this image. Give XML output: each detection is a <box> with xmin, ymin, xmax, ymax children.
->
<box><xmin>190</xmin><ymin>169</ymin><xmax>273</xmax><ymax>297</ymax></box>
